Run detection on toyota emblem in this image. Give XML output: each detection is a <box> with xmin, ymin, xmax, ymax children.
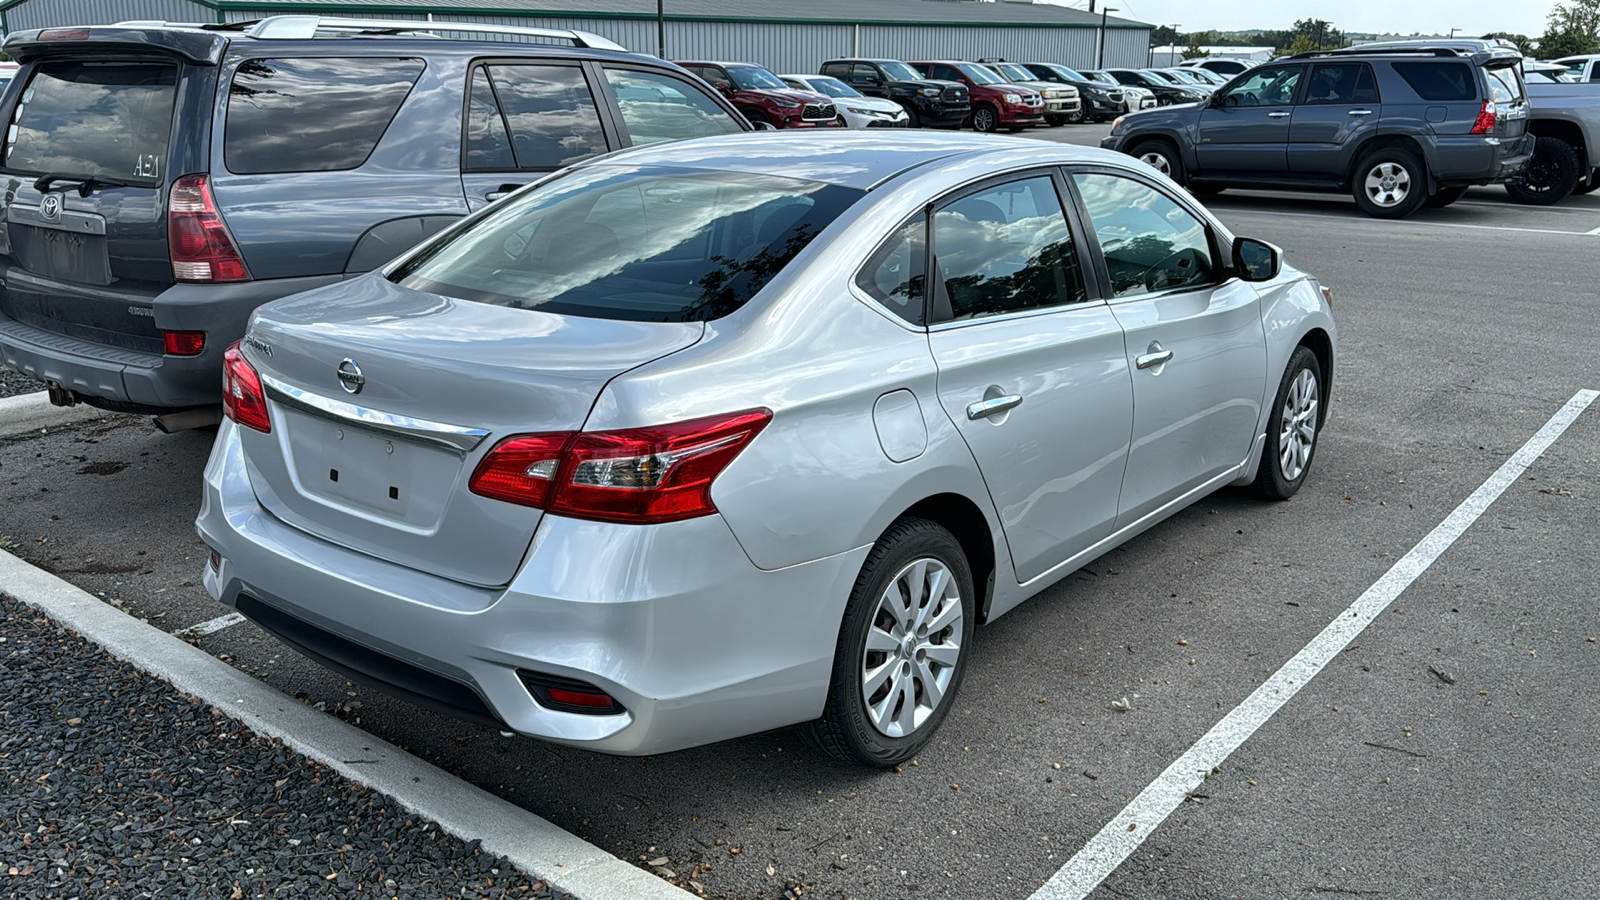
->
<box><xmin>39</xmin><ymin>193</ymin><xmax>61</xmax><ymax>221</ymax></box>
<box><xmin>336</xmin><ymin>359</ymin><xmax>365</xmax><ymax>395</ymax></box>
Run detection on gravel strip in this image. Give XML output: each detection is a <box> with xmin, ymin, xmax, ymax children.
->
<box><xmin>0</xmin><ymin>365</ymin><xmax>45</xmax><ymax>400</ymax></box>
<box><xmin>0</xmin><ymin>593</ymin><xmax>566</xmax><ymax>900</ymax></box>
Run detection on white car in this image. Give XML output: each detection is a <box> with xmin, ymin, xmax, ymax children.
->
<box><xmin>781</xmin><ymin>73</ymin><xmax>911</xmax><ymax>128</ymax></box>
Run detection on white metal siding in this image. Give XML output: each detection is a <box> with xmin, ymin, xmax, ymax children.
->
<box><xmin>6</xmin><ymin>0</ymin><xmax>216</xmax><ymax>30</ymax></box>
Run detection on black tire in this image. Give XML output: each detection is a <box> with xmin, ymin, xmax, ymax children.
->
<box><xmin>1423</xmin><ymin>185</ymin><xmax>1470</xmax><ymax>208</ymax></box>
<box><xmin>901</xmin><ymin>103</ymin><xmax>921</xmax><ymax>129</ymax></box>
<box><xmin>1505</xmin><ymin>136</ymin><xmax>1581</xmax><ymax>205</ymax></box>
<box><xmin>1128</xmin><ymin>138</ymin><xmax>1183</xmax><ymax>181</ymax></box>
<box><xmin>971</xmin><ymin>103</ymin><xmax>1000</xmax><ymax>133</ymax></box>
<box><xmin>807</xmin><ymin>518</ymin><xmax>976</xmax><ymax>768</ymax></box>
<box><xmin>1045</xmin><ymin>115</ymin><xmax>1067</xmax><ymax>127</ymax></box>
<box><xmin>1250</xmin><ymin>346</ymin><xmax>1323</xmax><ymax>501</ymax></box>
<box><xmin>1574</xmin><ymin>168</ymin><xmax>1600</xmax><ymax>195</ymax></box>
<box><xmin>742</xmin><ymin>108</ymin><xmax>770</xmax><ymax>128</ymax></box>
<box><xmin>1066</xmin><ymin>104</ymin><xmax>1088</xmax><ymax>124</ymax></box>
<box><xmin>1350</xmin><ymin>147</ymin><xmax>1428</xmax><ymax>219</ymax></box>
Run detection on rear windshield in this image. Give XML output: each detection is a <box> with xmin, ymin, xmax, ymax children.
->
<box><xmin>1391</xmin><ymin>62</ymin><xmax>1476</xmax><ymax>101</ymax></box>
<box><xmin>4</xmin><ymin>61</ymin><xmax>177</xmax><ymax>185</ymax></box>
<box><xmin>391</xmin><ymin>167</ymin><xmax>864</xmax><ymax>322</ymax></box>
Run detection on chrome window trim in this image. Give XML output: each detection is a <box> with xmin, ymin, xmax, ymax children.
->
<box><xmin>260</xmin><ymin>373</ymin><xmax>490</xmax><ymax>453</ymax></box>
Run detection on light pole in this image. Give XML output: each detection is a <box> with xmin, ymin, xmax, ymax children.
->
<box><xmin>1098</xmin><ymin>7</ymin><xmax>1118</xmax><ymax>69</ymax></box>
<box><xmin>1156</xmin><ymin>23</ymin><xmax>1180</xmax><ymax>66</ymax></box>
<box><xmin>1448</xmin><ymin>27</ymin><xmax>1460</xmax><ymax>39</ymax></box>
<box><xmin>657</xmin><ymin>0</ymin><xmax>665</xmax><ymax>59</ymax></box>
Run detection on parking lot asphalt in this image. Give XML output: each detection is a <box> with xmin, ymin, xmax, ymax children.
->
<box><xmin>3</xmin><ymin>124</ymin><xmax>1599</xmax><ymax>900</ymax></box>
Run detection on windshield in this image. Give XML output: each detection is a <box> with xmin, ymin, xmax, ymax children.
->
<box><xmin>1085</xmin><ymin>71</ymin><xmax>1117</xmax><ymax>85</ymax></box>
<box><xmin>4</xmin><ymin>60</ymin><xmax>177</xmax><ymax>186</ymax></box>
<box><xmin>801</xmin><ymin>76</ymin><xmax>861</xmax><ymax>98</ymax></box>
<box><xmin>1052</xmin><ymin>65</ymin><xmax>1088</xmax><ymax>81</ymax></box>
<box><xmin>1165</xmin><ymin>69</ymin><xmax>1204</xmax><ymax>84</ymax></box>
<box><xmin>729</xmin><ymin>66</ymin><xmax>788</xmax><ymax>91</ymax></box>
<box><xmin>957</xmin><ymin>63</ymin><xmax>1005</xmax><ymax>85</ymax></box>
<box><xmin>879</xmin><ymin>61</ymin><xmax>924</xmax><ymax>82</ymax></box>
<box><xmin>1142</xmin><ymin>70</ymin><xmax>1178</xmax><ymax>84</ymax></box>
<box><xmin>392</xmin><ymin>167</ymin><xmax>864</xmax><ymax>323</ymax></box>
<box><xmin>993</xmin><ymin>64</ymin><xmax>1036</xmax><ymax>83</ymax></box>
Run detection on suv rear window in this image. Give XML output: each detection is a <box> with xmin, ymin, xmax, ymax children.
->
<box><xmin>225</xmin><ymin>57</ymin><xmax>424</xmax><ymax>174</ymax></box>
<box><xmin>1391</xmin><ymin>62</ymin><xmax>1476</xmax><ymax>101</ymax></box>
<box><xmin>4</xmin><ymin>61</ymin><xmax>177</xmax><ymax>185</ymax></box>
<box><xmin>390</xmin><ymin>166</ymin><xmax>863</xmax><ymax>322</ymax></box>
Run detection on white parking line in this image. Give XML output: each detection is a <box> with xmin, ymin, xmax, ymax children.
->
<box><xmin>1029</xmin><ymin>388</ymin><xmax>1598</xmax><ymax>900</ymax></box>
<box><xmin>1222</xmin><ymin>206</ymin><xmax>1600</xmax><ymax>237</ymax></box>
<box><xmin>173</xmin><ymin>611</ymin><xmax>246</xmax><ymax>640</ymax></box>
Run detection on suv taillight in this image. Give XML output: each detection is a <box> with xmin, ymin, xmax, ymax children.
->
<box><xmin>1471</xmin><ymin>100</ymin><xmax>1497</xmax><ymax>135</ymax></box>
<box><xmin>469</xmin><ymin>409</ymin><xmax>772</xmax><ymax>524</ymax></box>
<box><xmin>221</xmin><ymin>341</ymin><xmax>271</xmax><ymax>433</ymax></box>
<box><xmin>169</xmin><ymin>174</ymin><xmax>250</xmax><ymax>283</ymax></box>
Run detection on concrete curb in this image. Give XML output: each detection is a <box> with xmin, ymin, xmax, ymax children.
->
<box><xmin>0</xmin><ymin>549</ymin><xmax>692</xmax><ymax>900</ymax></box>
<box><xmin>0</xmin><ymin>391</ymin><xmax>109</xmax><ymax>439</ymax></box>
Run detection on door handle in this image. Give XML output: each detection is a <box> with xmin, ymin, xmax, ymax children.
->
<box><xmin>485</xmin><ymin>183</ymin><xmax>523</xmax><ymax>202</ymax></box>
<box><xmin>1135</xmin><ymin>349</ymin><xmax>1174</xmax><ymax>370</ymax></box>
<box><xmin>1267</xmin><ymin>110</ymin><xmax>1290</xmax><ymax>118</ymax></box>
<box><xmin>1347</xmin><ymin>108</ymin><xmax>1374</xmax><ymax>117</ymax></box>
<box><xmin>966</xmin><ymin>394</ymin><xmax>1023</xmax><ymax>420</ymax></box>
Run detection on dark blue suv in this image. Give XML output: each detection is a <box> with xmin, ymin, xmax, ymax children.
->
<box><xmin>1101</xmin><ymin>48</ymin><xmax>1533</xmax><ymax>218</ymax></box>
<box><xmin>0</xmin><ymin>17</ymin><xmax>749</xmax><ymax>428</ymax></box>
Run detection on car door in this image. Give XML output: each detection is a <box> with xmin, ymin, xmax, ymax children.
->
<box><xmin>1194</xmin><ymin>63</ymin><xmax>1304</xmax><ymax>173</ymax></box>
<box><xmin>460</xmin><ymin>60</ymin><xmax>615</xmax><ymax>211</ymax></box>
<box><xmin>1068</xmin><ymin>168</ymin><xmax>1268</xmax><ymax>526</ymax></box>
<box><xmin>851</xmin><ymin>63</ymin><xmax>890</xmax><ymax>98</ymax></box>
<box><xmin>1288</xmin><ymin>62</ymin><xmax>1382</xmax><ymax>175</ymax></box>
<box><xmin>924</xmin><ymin>172</ymin><xmax>1134</xmax><ymax>583</ymax></box>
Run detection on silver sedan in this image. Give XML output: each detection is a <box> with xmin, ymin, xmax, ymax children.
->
<box><xmin>197</xmin><ymin>132</ymin><xmax>1335</xmax><ymax>767</ymax></box>
<box><xmin>780</xmin><ymin>73</ymin><xmax>911</xmax><ymax>128</ymax></box>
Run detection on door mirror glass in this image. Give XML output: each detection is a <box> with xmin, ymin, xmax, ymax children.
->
<box><xmin>1232</xmin><ymin>236</ymin><xmax>1281</xmax><ymax>281</ymax></box>
<box><xmin>713</xmin><ymin>81</ymin><xmax>734</xmax><ymax>95</ymax></box>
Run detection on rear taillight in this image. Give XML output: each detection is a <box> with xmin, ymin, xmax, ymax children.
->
<box><xmin>1471</xmin><ymin>100</ymin><xmax>1497</xmax><ymax>135</ymax></box>
<box><xmin>162</xmin><ymin>330</ymin><xmax>205</xmax><ymax>356</ymax></box>
<box><xmin>469</xmin><ymin>409</ymin><xmax>772</xmax><ymax>524</ymax></box>
<box><xmin>169</xmin><ymin>174</ymin><xmax>250</xmax><ymax>283</ymax></box>
<box><xmin>221</xmin><ymin>341</ymin><xmax>271</xmax><ymax>433</ymax></box>
<box><xmin>39</xmin><ymin>28</ymin><xmax>90</xmax><ymax>40</ymax></box>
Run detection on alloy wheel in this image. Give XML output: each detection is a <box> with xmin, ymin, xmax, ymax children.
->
<box><xmin>1138</xmin><ymin>151</ymin><xmax>1172</xmax><ymax>176</ymax></box>
<box><xmin>860</xmin><ymin>557</ymin><xmax>964</xmax><ymax>739</ymax></box>
<box><xmin>1277</xmin><ymin>367</ymin><xmax>1319</xmax><ymax>482</ymax></box>
<box><xmin>1363</xmin><ymin>162</ymin><xmax>1412</xmax><ymax>208</ymax></box>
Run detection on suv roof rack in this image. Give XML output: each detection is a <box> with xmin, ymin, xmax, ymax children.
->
<box><xmin>1286</xmin><ymin>48</ymin><xmax>1463</xmax><ymax>60</ymax></box>
<box><xmin>113</xmin><ymin>15</ymin><xmax>628</xmax><ymax>51</ymax></box>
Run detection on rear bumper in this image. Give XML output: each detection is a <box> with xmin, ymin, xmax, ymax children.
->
<box><xmin>197</xmin><ymin>421</ymin><xmax>867</xmax><ymax>756</ymax></box>
<box><xmin>0</xmin><ymin>273</ymin><xmax>340</xmax><ymax>410</ymax></box>
<box><xmin>1433</xmin><ymin>133</ymin><xmax>1536</xmax><ymax>185</ymax></box>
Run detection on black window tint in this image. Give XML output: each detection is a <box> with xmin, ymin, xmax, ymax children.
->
<box><xmin>852</xmin><ymin>64</ymin><xmax>879</xmax><ymax>83</ymax></box>
<box><xmin>1073</xmin><ymin>172</ymin><xmax>1216</xmax><ymax>298</ymax></box>
<box><xmin>5</xmin><ymin>61</ymin><xmax>176</xmax><ymax>185</ymax></box>
<box><xmin>484</xmin><ymin>64</ymin><xmax>607</xmax><ymax>169</ymax></box>
<box><xmin>602</xmin><ymin>68</ymin><xmax>744</xmax><ymax>147</ymax></box>
<box><xmin>1392</xmin><ymin>63</ymin><xmax>1475</xmax><ymax>101</ymax></box>
<box><xmin>857</xmin><ymin>216</ymin><xmax>926</xmax><ymax>325</ymax></box>
<box><xmin>1304</xmin><ymin>63</ymin><xmax>1378</xmax><ymax>104</ymax></box>
<box><xmin>931</xmin><ymin>176</ymin><xmax>1086</xmax><ymax>323</ymax></box>
<box><xmin>1218</xmin><ymin>65</ymin><xmax>1302</xmax><ymax>107</ymax></box>
<box><xmin>464</xmin><ymin>68</ymin><xmax>515</xmax><ymax>170</ymax></box>
<box><xmin>226</xmin><ymin>57</ymin><xmax>421</xmax><ymax>175</ymax></box>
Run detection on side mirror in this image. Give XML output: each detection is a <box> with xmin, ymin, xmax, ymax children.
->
<box><xmin>749</xmin><ymin>120</ymin><xmax>777</xmax><ymax>132</ymax></box>
<box><xmin>713</xmin><ymin>81</ymin><xmax>734</xmax><ymax>95</ymax></box>
<box><xmin>1232</xmin><ymin>236</ymin><xmax>1282</xmax><ymax>282</ymax></box>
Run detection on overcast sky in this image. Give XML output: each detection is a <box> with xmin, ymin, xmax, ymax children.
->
<box><xmin>1037</xmin><ymin>0</ymin><xmax>1557</xmax><ymax>39</ymax></box>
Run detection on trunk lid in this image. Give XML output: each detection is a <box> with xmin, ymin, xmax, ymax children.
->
<box><xmin>237</xmin><ymin>275</ymin><xmax>704</xmax><ymax>587</ymax></box>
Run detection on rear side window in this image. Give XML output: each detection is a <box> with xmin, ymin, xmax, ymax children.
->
<box><xmin>602</xmin><ymin>68</ymin><xmax>744</xmax><ymax>147</ymax></box>
<box><xmin>225</xmin><ymin>57</ymin><xmax>423</xmax><ymax>174</ymax></box>
<box><xmin>465</xmin><ymin>63</ymin><xmax>607</xmax><ymax>171</ymax></box>
<box><xmin>857</xmin><ymin>215</ymin><xmax>926</xmax><ymax>325</ymax></box>
<box><xmin>4</xmin><ymin>61</ymin><xmax>177</xmax><ymax>185</ymax></box>
<box><xmin>1391</xmin><ymin>63</ymin><xmax>1475</xmax><ymax>102</ymax></box>
<box><xmin>931</xmin><ymin>176</ymin><xmax>1087</xmax><ymax>322</ymax></box>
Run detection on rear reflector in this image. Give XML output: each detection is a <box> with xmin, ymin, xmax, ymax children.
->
<box><xmin>221</xmin><ymin>341</ymin><xmax>271</xmax><ymax>433</ymax></box>
<box><xmin>517</xmin><ymin>670</ymin><xmax>625</xmax><ymax>715</ymax></box>
<box><xmin>162</xmin><ymin>330</ymin><xmax>206</xmax><ymax>357</ymax></box>
<box><xmin>1471</xmin><ymin>100</ymin><xmax>1497</xmax><ymax>135</ymax></box>
<box><xmin>469</xmin><ymin>409</ymin><xmax>772</xmax><ymax>524</ymax></box>
<box><xmin>169</xmin><ymin>174</ymin><xmax>250</xmax><ymax>283</ymax></box>
<box><xmin>39</xmin><ymin>28</ymin><xmax>90</xmax><ymax>40</ymax></box>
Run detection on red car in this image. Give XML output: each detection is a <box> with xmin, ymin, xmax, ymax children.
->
<box><xmin>678</xmin><ymin>61</ymin><xmax>843</xmax><ymax>129</ymax></box>
<box><xmin>908</xmin><ymin>60</ymin><xmax>1045</xmax><ymax>132</ymax></box>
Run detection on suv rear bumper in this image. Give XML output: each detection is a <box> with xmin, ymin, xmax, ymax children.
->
<box><xmin>1434</xmin><ymin>133</ymin><xmax>1536</xmax><ymax>184</ymax></box>
<box><xmin>0</xmin><ymin>273</ymin><xmax>341</xmax><ymax>410</ymax></box>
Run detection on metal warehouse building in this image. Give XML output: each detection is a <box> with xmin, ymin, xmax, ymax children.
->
<box><xmin>0</xmin><ymin>0</ymin><xmax>1155</xmax><ymax>72</ymax></box>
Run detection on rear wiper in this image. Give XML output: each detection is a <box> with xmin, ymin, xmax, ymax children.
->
<box><xmin>32</xmin><ymin>173</ymin><xmax>132</xmax><ymax>197</ymax></box>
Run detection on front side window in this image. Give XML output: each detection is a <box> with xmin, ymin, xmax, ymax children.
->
<box><xmin>1073</xmin><ymin>172</ymin><xmax>1216</xmax><ymax>298</ymax></box>
<box><xmin>1217</xmin><ymin>65</ymin><xmax>1302</xmax><ymax>107</ymax></box>
<box><xmin>857</xmin><ymin>215</ymin><xmax>926</xmax><ymax>325</ymax></box>
<box><xmin>931</xmin><ymin>175</ymin><xmax>1087</xmax><ymax>323</ymax></box>
<box><xmin>5</xmin><ymin>61</ymin><xmax>177</xmax><ymax>184</ymax></box>
<box><xmin>476</xmin><ymin>64</ymin><xmax>607</xmax><ymax>170</ymax></box>
<box><xmin>226</xmin><ymin>57</ymin><xmax>423</xmax><ymax>174</ymax></box>
<box><xmin>602</xmin><ymin>69</ymin><xmax>744</xmax><ymax>147</ymax></box>
<box><xmin>392</xmin><ymin>167</ymin><xmax>862</xmax><ymax>322</ymax></box>
<box><xmin>1303</xmin><ymin>63</ymin><xmax>1379</xmax><ymax>104</ymax></box>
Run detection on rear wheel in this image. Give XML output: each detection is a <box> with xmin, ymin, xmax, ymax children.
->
<box><xmin>1352</xmin><ymin>148</ymin><xmax>1427</xmax><ymax>219</ymax></box>
<box><xmin>807</xmin><ymin>518</ymin><xmax>975</xmax><ymax>768</ymax></box>
<box><xmin>971</xmin><ymin>103</ymin><xmax>1000</xmax><ymax>133</ymax></box>
<box><xmin>1506</xmin><ymin>136</ymin><xmax>1581</xmax><ymax>205</ymax></box>
<box><xmin>1250</xmin><ymin>346</ymin><xmax>1322</xmax><ymax>501</ymax></box>
<box><xmin>1423</xmin><ymin>185</ymin><xmax>1470</xmax><ymax>208</ymax></box>
<box><xmin>1129</xmin><ymin>138</ymin><xmax>1182</xmax><ymax>181</ymax></box>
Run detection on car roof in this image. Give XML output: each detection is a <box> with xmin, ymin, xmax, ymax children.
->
<box><xmin>680</xmin><ymin>61</ymin><xmax>761</xmax><ymax>68</ymax></box>
<box><xmin>570</xmin><ymin>131</ymin><xmax>1133</xmax><ymax>191</ymax></box>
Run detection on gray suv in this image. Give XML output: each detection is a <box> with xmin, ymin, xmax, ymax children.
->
<box><xmin>1101</xmin><ymin>47</ymin><xmax>1533</xmax><ymax>218</ymax></box>
<box><xmin>0</xmin><ymin>16</ymin><xmax>748</xmax><ymax>428</ymax></box>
